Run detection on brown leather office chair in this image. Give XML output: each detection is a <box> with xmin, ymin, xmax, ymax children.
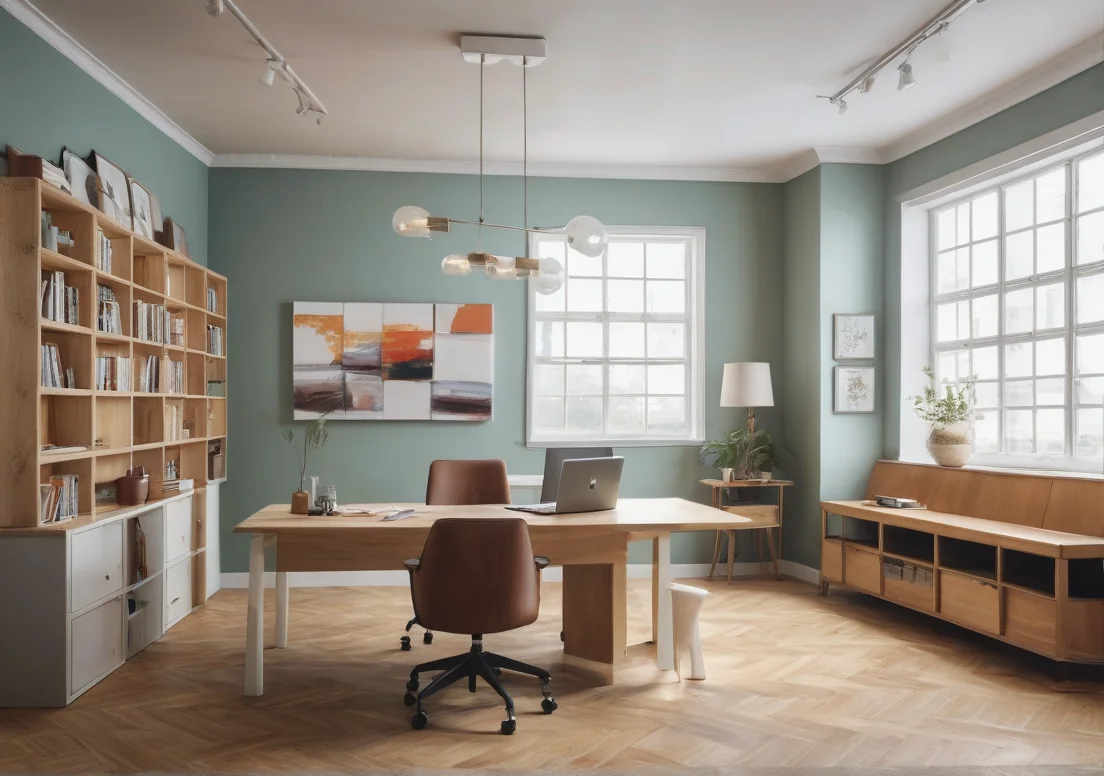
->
<box><xmin>402</xmin><ymin>517</ymin><xmax>555</xmax><ymax>734</ymax></box>
<box><xmin>401</xmin><ymin>459</ymin><xmax>512</xmax><ymax>651</ymax></box>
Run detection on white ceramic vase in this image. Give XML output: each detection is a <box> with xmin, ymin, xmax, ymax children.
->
<box><xmin>927</xmin><ymin>421</ymin><xmax>974</xmax><ymax>468</ymax></box>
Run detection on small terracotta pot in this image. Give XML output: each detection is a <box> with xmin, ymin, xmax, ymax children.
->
<box><xmin>291</xmin><ymin>490</ymin><xmax>311</xmax><ymax>515</ymax></box>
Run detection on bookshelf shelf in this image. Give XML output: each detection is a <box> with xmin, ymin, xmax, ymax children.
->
<box><xmin>42</xmin><ymin>318</ymin><xmax>93</xmax><ymax>336</ymax></box>
<box><xmin>41</xmin><ymin>387</ymin><xmax>91</xmax><ymax>396</ymax></box>
<box><xmin>95</xmin><ymin>331</ymin><xmax>130</xmax><ymax>344</ymax></box>
<box><xmin>41</xmin><ymin>248</ymin><xmax>92</xmax><ymax>273</ymax></box>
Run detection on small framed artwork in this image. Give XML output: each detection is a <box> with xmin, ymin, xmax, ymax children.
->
<box><xmin>61</xmin><ymin>148</ymin><xmax>96</xmax><ymax>206</ymax></box>
<box><xmin>163</xmin><ymin>217</ymin><xmax>189</xmax><ymax>257</ymax></box>
<box><xmin>90</xmin><ymin>151</ymin><xmax>132</xmax><ymax>228</ymax></box>
<box><xmin>834</xmin><ymin>365</ymin><xmax>875</xmax><ymax>414</ymax></box>
<box><xmin>833</xmin><ymin>313</ymin><xmax>876</xmax><ymax>360</ymax></box>
<box><xmin>129</xmin><ymin>178</ymin><xmax>155</xmax><ymax>239</ymax></box>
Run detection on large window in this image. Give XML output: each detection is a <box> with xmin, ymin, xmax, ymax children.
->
<box><xmin>931</xmin><ymin>149</ymin><xmax>1104</xmax><ymax>470</ymax></box>
<box><xmin>527</xmin><ymin>228</ymin><xmax>705</xmax><ymax>447</ymax></box>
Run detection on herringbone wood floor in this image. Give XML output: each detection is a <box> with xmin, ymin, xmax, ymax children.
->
<box><xmin>2</xmin><ymin>578</ymin><xmax>1104</xmax><ymax>772</ymax></box>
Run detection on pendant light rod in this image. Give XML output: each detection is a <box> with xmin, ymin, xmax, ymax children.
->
<box><xmin>479</xmin><ymin>54</ymin><xmax>485</xmax><ymax>228</ymax></box>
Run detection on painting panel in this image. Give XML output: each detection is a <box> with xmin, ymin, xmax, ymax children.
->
<box><xmin>431</xmin><ymin>381</ymin><xmax>492</xmax><ymax>421</ymax></box>
<box><xmin>293</xmin><ymin>302</ymin><xmax>345</xmax><ymax>417</ymax></box>
<box><xmin>833</xmin><ymin>313</ymin><xmax>876</xmax><ymax>360</ymax></box>
<box><xmin>343</xmin><ymin>302</ymin><xmax>383</xmax><ymax>374</ymax></box>
<box><xmin>384</xmin><ymin>380</ymin><xmax>431</xmax><ymax>420</ymax></box>
<box><xmin>382</xmin><ymin>303</ymin><xmax>434</xmax><ymax>380</ymax></box>
<box><xmin>435</xmin><ymin>303</ymin><xmax>493</xmax><ymax>334</ymax></box>
<box><xmin>344</xmin><ymin>373</ymin><xmax>383</xmax><ymax>419</ymax></box>
<box><xmin>834</xmin><ymin>365</ymin><xmax>875</xmax><ymax>413</ymax></box>
<box><xmin>434</xmin><ymin>333</ymin><xmax>493</xmax><ymax>384</ymax></box>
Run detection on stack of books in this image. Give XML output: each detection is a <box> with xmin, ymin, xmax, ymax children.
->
<box><xmin>137</xmin><ymin>354</ymin><xmax>160</xmax><ymax>393</ymax></box>
<box><xmin>96</xmin><ymin>353</ymin><xmax>131</xmax><ymax>392</ymax></box>
<box><xmin>169</xmin><ymin>316</ymin><xmax>185</xmax><ymax>347</ymax></box>
<box><xmin>206</xmin><ymin>287</ymin><xmax>218</xmax><ymax>314</ymax></box>
<box><xmin>40</xmin><ymin>342</ymin><xmax>74</xmax><ymax>389</ymax></box>
<box><xmin>134</xmin><ymin>300</ymin><xmax>168</xmax><ymax>343</ymax></box>
<box><xmin>164</xmin><ymin>358</ymin><xmax>184</xmax><ymax>394</ymax></box>
<box><xmin>97</xmin><ymin>285</ymin><xmax>122</xmax><ymax>334</ymax></box>
<box><xmin>207</xmin><ymin>324</ymin><xmax>224</xmax><ymax>356</ymax></box>
<box><xmin>40</xmin><ymin>474</ymin><xmax>79</xmax><ymax>524</ymax></box>
<box><xmin>96</xmin><ymin>228</ymin><xmax>113</xmax><ymax>274</ymax></box>
<box><xmin>165</xmin><ymin>403</ymin><xmax>181</xmax><ymax>441</ymax></box>
<box><xmin>162</xmin><ymin>478</ymin><xmax>194</xmax><ymax>494</ymax></box>
<box><xmin>41</xmin><ymin>270</ymin><xmax>79</xmax><ymax>325</ymax></box>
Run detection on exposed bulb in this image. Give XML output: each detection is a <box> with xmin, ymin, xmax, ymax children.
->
<box><xmin>441</xmin><ymin>254</ymin><xmax>472</xmax><ymax>275</ymax></box>
<box><xmin>532</xmin><ymin>257</ymin><xmax>565</xmax><ymax>295</ymax></box>
<box><xmin>897</xmin><ymin>62</ymin><xmax>916</xmax><ymax>91</ymax></box>
<box><xmin>260</xmin><ymin>60</ymin><xmax>278</xmax><ymax>86</ymax></box>
<box><xmin>564</xmin><ymin>215</ymin><xmax>608</xmax><ymax>258</ymax></box>
<box><xmin>393</xmin><ymin>206</ymin><xmax>432</xmax><ymax>237</ymax></box>
<box><xmin>484</xmin><ymin>255</ymin><xmax>519</xmax><ymax>280</ymax></box>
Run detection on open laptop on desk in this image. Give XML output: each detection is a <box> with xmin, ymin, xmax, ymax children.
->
<box><xmin>507</xmin><ymin>456</ymin><xmax>624</xmax><ymax>514</ymax></box>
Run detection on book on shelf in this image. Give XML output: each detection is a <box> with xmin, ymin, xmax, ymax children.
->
<box><xmin>164</xmin><ymin>358</ymin><xmax>184</xmax><ymax>394</ymax></box>
<box><xmin>207</xmin><ymin>324</ymin><xmax>224</xmax><ymax>356</ymax></box>
<box><xmin>95</xmin><ymin>353</ymin><xmax>131</xmax><ymax>391</ymax></box>
<box><xmin>165</xmin><ymin>403</ymin><xmax>181</xmax><ymax>441</ymax></box>
<box><xmin>137</xmin><ymin>353</ymin><xmax>159</xmax><ymax>393</ymax></box>
<box><xmin>162</xmin><ymin>478</ymin><xmax>194</xmax><ymax>493</ymax></box>
<box><xmin>207</xmin><ymin>380</ymin><xmax>226</xmax><ymax>397</ymax></box>
<box><xmin>206</xmin><ymin>287</ymin><xmax>218</xmax><ymax>314</ymax></box>
<box><xmin>97</xmin><ymin>284</ymin><xmax>122</xmax><ymax>334</ymax></box>
<box><xmin>133</xmin><ymin>300</ymin><xmax>169</xmax><ymax>343</ymax></box>
<box><xmin>40</xmin><ymin>270</ymin><xmax>79</xmax><ymax>325</ymax></box>
<box><xmin>40</xmin><ymin>474</ymin><xmax>78</xmax><ymax>524</ymax></box>
<box><xmin>41</xmin><ymin>443</ymin><xmax>89</xmax><ymax>455</ymax></box>
<box><xmin>40</xmin><ymin>342</ymin><xmax>75</xmax><ymax>388</ymax></box>
<box><xmin>169</xmin><ymin>315</ymin><xmax>185</xmax><ymax>347</ymax></box>
<box><xmin>96</xmin><ymin>228</ymin><xmax>112</xmax><ymax>274</ymax></box>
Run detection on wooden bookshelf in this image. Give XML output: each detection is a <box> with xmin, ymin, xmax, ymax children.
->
<box><xmin>0</xmin><ymin>178</ymin><xmax>228</xmax><ymax>529</ymax></box>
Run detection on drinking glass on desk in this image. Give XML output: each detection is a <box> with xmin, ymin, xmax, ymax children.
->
<box><xmin>317</xmin><ymin>485</ymin><xmax>337</xmax><ymax>515</ymax></box>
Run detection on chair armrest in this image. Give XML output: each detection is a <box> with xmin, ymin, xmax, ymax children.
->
<box><xmin>403</xmin><ymin>558</ymin><xmax>420</xmax><ymax>571</ymax></box>
<box><xmin>534</xmin><ymin>556</ymin><xmax>550</xmax><ymax>570</ymax></box>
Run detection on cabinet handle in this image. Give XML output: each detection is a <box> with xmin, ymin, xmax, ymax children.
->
<box><xmin>105</xmin><ymin>574</ymin><xmax>110</xmax><ymax>581</ymax></box>
<box><xmin>170</xmin><ymin>597</ymin><xmax>180</xmax><ymax>605</ymax></box>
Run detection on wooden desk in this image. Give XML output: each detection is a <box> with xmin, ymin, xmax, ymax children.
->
<box><xmin>234</xmin><ymin>498</ymin><xmax>756</xmax><ymax>695</ymax></box>
<box><xmin>700</xmin><ymin>479</ymin><xmax>793</xmax><ymax>581</ymax></box>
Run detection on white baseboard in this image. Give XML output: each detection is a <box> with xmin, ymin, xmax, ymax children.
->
<box><xmin>219</xmin><ymin>561</ymin><xmax>818</xmax><ymax>589</ymax></box>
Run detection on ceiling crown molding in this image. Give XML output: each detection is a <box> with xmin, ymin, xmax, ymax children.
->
<box><xmin>1</xmin><ymin>0</ymin><xmax>215</xmax><ymax>165</ymax></box>
<box><xmin>776</xmin><ymin>147</ymin><xmax>883</xmax><ymax>182</ymax></box>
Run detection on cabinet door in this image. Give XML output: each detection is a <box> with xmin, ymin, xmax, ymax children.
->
<box><xmin>205</xmin><ymin>484</ymin><xmax>221</xmax><ymax>599</ymax></box>
<box><xmin>164</xmin><ymin>496</ymin><xmax>193</xmax><ymax>564</ymax></box>
<box><xmin>70</xmin><ymin>521</ymin><xmax>124</xmax><ymax>613</ymax></box>
<box><xmin>71</xmin><ymin>597</ymin><xmax>123</xmax><ymax>693</ymax></box>
<box><xmin>164</xmin><ymin>556</ymin><xmax>193</xmax><ymax>628</ymax></box>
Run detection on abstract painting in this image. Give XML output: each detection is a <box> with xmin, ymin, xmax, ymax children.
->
<box><xmin>293</xmin><ymin>302</ymin><xmax>493</xmax><ymax>421</ymax></box>
<box><xmin>833</xmin><ymin>313</ymin><xmax>876</xmax><ymax>360</ymax></box>
<box><xmin>834</xmin><ymin>365</ymin><xmax>875</xmax><ymax>414</ymax></box>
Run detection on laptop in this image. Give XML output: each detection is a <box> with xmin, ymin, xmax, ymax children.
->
<box><xmin>507</xmin><ymin>456</ymin><xmax>624</xmax><ymax>515</ymax></box>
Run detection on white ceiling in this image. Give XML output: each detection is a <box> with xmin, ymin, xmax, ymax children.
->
<box><xmin>19</xmin><ymin>0</ymin><xmax>1104</xmax><ymax>176</ymax></box>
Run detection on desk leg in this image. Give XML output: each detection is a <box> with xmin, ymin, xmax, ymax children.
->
<box><xmin>655</xmin><ymin>533</ymin><xmax>673</xmax><ymax>671</ymax></box>
<box><xmin>726</xmin><ymin>529</ymin><xmax>736</xmax><ymax>582</ymax></box>
<box><xmin>777</xmin><ymin>484</ymin><xmax>785</xmax><ymax>575</ymax></box>
<box><xmin>562</xmin><ymin>560</ymin><xmax>627</xmax><ymax>683</ymax></box>
<box><xmin>245</xmin><ymin>533</ymin><xmax>266</xmax><ymax>696</ymax></box>
<box><xmin>275</xmin><ymin>571</ymin><xmax>289</xmax><ymax>649</ymax></box>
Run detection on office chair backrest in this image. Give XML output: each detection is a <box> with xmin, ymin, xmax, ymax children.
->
<box><xmin>426</xmin><ymin>459</ymin><xmax>511</xmax><ymax>505</ymax></box>
<box><xmin>412</xmin><ymin>517</ymin><xmax>541</xmax><ymax>635</ymax></box>
<box><xmin>541</xmin><ymin>447</ymin><xmax>614</xmax><ymax>502</ymax></box>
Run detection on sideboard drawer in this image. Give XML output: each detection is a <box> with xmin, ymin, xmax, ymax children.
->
<box><xmin>70</xmin><ymin>596</ymin><xmax>123</xmax><ymax>694</ymax></box>
<box><xmin>164</xmin><ymin>556</ymin><xmax>193</xmax><ymax>628</ymax></box>
<box><xmin>843</xmin><ymin>544</ymin><xmax>881</xmax><ymax>595</ymax></box>
<box><xmin>1004</xmin><ymin>587</ymin><xmax>1057</xmax><ymax>656</ymax></box>
<box><xmin>940</xmin><ymin>571</ymin><xmax>999</xmax><ymax>634</ymax></box>
<box><xmin>70</xmin><ymin>521</ymin><xmax>123</xmax><ymax>613</ymax></box>
<box><xmin>164</xmin><ymin>497</ymin><xmax>193</xmax><ymax>564</ymax></box>
<box><xmin>822</xmin><ymin>539</ymin><xmax>843</xmax><ymax>583</ymax></box>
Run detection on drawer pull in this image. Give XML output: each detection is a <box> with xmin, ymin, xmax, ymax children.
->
<box><xmin>171</xmin><ymin>597</ymin><xmax>180</xmax><ymax>605</ymax></box>
<box><xmin>104</xmin><ymin>574</ymin><xmax>110</xmax><ymax>581</ymax></box>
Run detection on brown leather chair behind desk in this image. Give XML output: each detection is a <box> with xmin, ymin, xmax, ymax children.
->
<box><xmin>402</xmin><ymin>517</ymin><xmax>556</xmax><ymax>735</ymax></box>
<box><xmin>401</xmin><ymin>459</ymin><xmax>512</xmax><ymax>651</ymax></box>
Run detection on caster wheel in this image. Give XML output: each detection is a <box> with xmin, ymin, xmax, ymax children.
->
<box><xmin>493</xmin><ymin>667</ymin><xmax>502</xmax><ymax>677</ymax></box>
<box><xmin>406</xmin><ymin>677</ymin><xmax>419</xmax><ymax>692</ymax></box>
<box><xmin>541</xmin><ymin>697</ymin><xmax>558</xmax><ymax>714</ymax></box>
<box><xmin>423</xmin><ymin>631</ymin><xmax>433</xmax><ymax>645</ymax></box>
<box><xmin>411</xmin><ymin>711</ymin><xmax>428</xmax><ymax>730</ymax></box>
<box><xmin>400</xmin><ymin>636</ymin><xmax>411</xmax><ymax>651</ymax></box>
<box><xmin>500</xmin><ymin>718</ymin><xmax>516</xmax><ymax>735</ymax></box>
<box><xmin>820</xmin><ymin>581</ymin><xmax>830</xmax><ymax>597</ymax></box>
<box><xmin>560</xmin><ymin>630</ymin><xmax>565</xmax><ymax>642</ymax></box>
<box><xmin>403</xmin><ymin>692</ymin><xmax>417</xmax><ymax>707</ymax></box>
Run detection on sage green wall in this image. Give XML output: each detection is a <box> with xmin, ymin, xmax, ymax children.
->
<box><xmin>208</xmin><ymin>169</ymin><xmax>785</xmax><ymax>573</ymax></box>
<box><xmin>0</xmin><ymin>9</ymin><xmax>208</xmax><ymax>263</ymax></box>
<box><xmin>883</xmin><ymin>62</ymin><xmax>1104</xmax><ymax>457</ymax></box>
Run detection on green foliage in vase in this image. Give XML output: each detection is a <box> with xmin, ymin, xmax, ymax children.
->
<box><xmin>700</xmin><ymin>427</ymin><xmax>777</xmax><ymax>475</ymax></box>
<box><xmin>281</xmin><ymin>414</ymin><xmax>331</xmax><ymax>492</ymax></box>
<box><xmin>908</xmin><ymin>366</ymin><xmax>976</xmax><ymax>428</ymax></box>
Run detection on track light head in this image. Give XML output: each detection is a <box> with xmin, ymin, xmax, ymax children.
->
<box><xmin>897</xmin><ymin>62</ymin><xmax>916</xmax><ymax>91</ymax></box>
<box><xmin>205</xmin><ymin>0</ymin><xmax>223</xmax><ymax>17</ymax></box>
<box><xmin>831</xmin><ymin>97</ymin><xmax>848</xmax><ymax>115</ymax></box>
<box><xmin>316</xmin><ymin>113</ymin><xmax>323</xmax><ymax>126</ymax></box>
<box><xmin>260</xmin><ymin>59</ymin><xmax>279</xmax><ymax>86</ymax></box>
<box><xmin>859</xmin><ymin>75</ymin><xmax>876</xmax><ymax>93</ymax></box>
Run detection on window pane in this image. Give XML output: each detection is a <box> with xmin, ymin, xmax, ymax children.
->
<box><xmin>1005</xmin><ymin>409</ymin><xmax>1034</xmax><ymax>453</ymax></box>
<box><xmin>1005</xmin><ymin>180</ymin><xmax>1034</xmax><ymax>231</ymax></box>
<box><xmin>937</xmin><ymin>301</ymin><xmax>968</xmax><ymax>342</ymax></box>
<box><xmin>1036</xmin><ymin>223</ymin><xmax>1065</xmax><ymax>274</ymax></box>
<box><xmin>646</xmin><ymin>243</ymin><xmax>685</xmax><ymax>279</ymax></box>
<box><xmin>607</xmin><ymin>279</ymin><xmax>644</xmax><ymax>313</ymax></box>
<box><xmin>534</xmin><ymin>281</ymin><xmax>565</xmax><ymax>312</ymax></box>
<box><xmin>1079</xmin><ymin>376</ymin><xmax>1104</xmax><ymax>404</ymax></box>
<box><xmin>609</xmin><ymin>396</ymin><xmax>644</xmax><ymax>434</ymax></box>
<box><xmin>568</xmin><ymin>278</ymin><xmax>603</xmax><ymax>312</ymax></box>
<box><xmin>1036</xmin><ymin>338</ymin><xmax>1065</xmax><ymax>376</ymax></box>
<box><xmin>1079</xmin><ymin>332</ymin><xmax>1104</xmax><ymax>374</ymax></box>
<box><xmin>1037</xmin><ymin>408</ymin><xmax>1065</xmax><ymax>454</ymax></box>
<box><xmin>971</xmin><ymin>294</ymin><xmax>998</xmax><ymax>338</ymax></box>
<box><xmin>1005</xmin><ymin>342</ymin><xmax>1033</xmax><ymax>378</ymax></box>
<box><xmin>537</xmin><ymin>240</ymin><xmax>565</xmax><ymax>263</ymax></box>
<box><xmin>646</xmin><ymin>280</ymin><xmax>685</xmax><ymax>314</ymax></box>
<box><xmin>1035</xmin><ymin>167</ymin><xmax>1066</xmax><ymax>223</ymax></box>
<box><xmin>975</xmin><ymin>381</ymin><xmax>999</xmax><ymax>408</ymax></box>
<box><xmin>1077</xmin><ymin>273</ymin><xmax>1104</xmax><ymax>325</ymax></box>
<box><xmin>609</xmin><ymin>322</ymin><xmax>644</xmax><ymax>358</ymax></box>
<box><xmin>1077</xmin><ymin>210</ymin><xmax>1104</xmax><ymax>266</ymax></box>
<box><xmin>971</xmin><ymin>240</ymin><xmax>998</xmax><ymax>287</ymax></box>
<box><xmin>535</xmin><ymin>321</ymin><xmax>564</xmax><ymax>358</ymax></box>
<box><xmin>566</xmin><ymin>364</ymin><xmax>602</xmax><ymax>396</ymax></box>
<box><xmin>975</xmin><ymin>411</ymin><xmax>999</xmax><ymax>453</ymax></box>
<box><xmin>647</xmin><ymin>322</ymin><xmax>685</xmax><ymax>358</ymax></box>
<box><xmin>607</xmin><ymin>242</ymin><xmax>644</xmax><ymax>277</ymax></box>
<box><xmin>567</xmin><ymin>246</ymin><xmax>602</xmax><ymax>277</ymax></box>
<box><xmin>972</xmin><ymin>192</ymin><xmax>998</xmax><ymax>241</ymax></box>
<box><xmin>1037</xmin><ymin>377</ymin><xmax>1065</xmax><ymax>406</ymax></box>
<box><xmin>535</xmin><ymin>239</ymin><xmax>567</xmax><ymax>310</ymax></box>
<box><xmin>1004</xmin><ymin>380</ymin><xmax>1033</xmax><ymax>407</ymax></box>
<box><xmin>534</xmin><ymin>397</ymin><xmax>564</xmax><ymax>431</ymax></box>
<box><xmin>534</xmin><ymin>364</ymin><xmax>564</xmax><ymax>396</ymax></box>
<box><xmin>956</xmin><ymin>203</ymin><xmax>970</xmax><ymax>245</ymax></box>
<box><xmin>566</xmin><ymin>397</ymin><xmax>602</xmax><ymax>433</ymax></box>
<box><xmin>973</xmin><ymin>346</ymin><xmax>998</xmax><ymax>380</ymax></box>
<box><xmin>1005</xmin><ymin>287</ymin><xmax>1033</xmax><ymax>335</ymax></box>
<box><xmin>1076</xmin><ymin>408</ymin><xmax>1103</xmax><ymax>460</ymax></box>
<box><xmin>565</xmin><ymin>322</ymin><xmax>602</xmax><ymax>358</ymax></box>
<box><xmin>1036</xmin><ymin>282</ymin><xmax>1065</xmax><ymax>330</ymax></box>
<box><xmin>937</xmin><ymin>250</ymin><xmax>958</xmax><ymax>293</ymax></box>
<box><xmin>1005</xmin><ymin>231</ymin><xmax>1033</xmax><ymax>281</ymax></box>
<box><xmin>937</xmin><ymin>208</ymin><xmax>956</xmax><ymax>250</ymax></box>
<box><xmin>647</xmin><ymin>396</ymin><xmax>686</xmax><ymax>434</ymax></box>
<box><xmin>609</xmin><ymin>364</ymin><xmax>644</xmax><ymax>394</ymax></box>
<box><xmin>938</xmin><ymin>350</ymin><xmax>963</xmax><ymax>384</ymax></box>
<box><xmin>647</xmin><ymin>364</ymin><xmax>685</xmax><ymax>394</ymax></box>
<box><xmin>1078</xmin><ymin>151</ymin><xmax>1104</xmax><ymax>213</ymax></box>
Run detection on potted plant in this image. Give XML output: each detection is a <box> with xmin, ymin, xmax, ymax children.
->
<box><xmin>700</xmin><ymin>428</ymin><xmax>772</xmax><ymax>481</ymax></box>
<box><xmin>909</xmin><ymin>366</ymin><xmax>976</xmax><ymax>468</ymax></box>
<box><xmin>282</xmin><ymin>415</ymin><xmax>331</xmax><ymax>514</ymax></box>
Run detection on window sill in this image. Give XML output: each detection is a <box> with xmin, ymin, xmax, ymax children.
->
<box><xmin>895</xmin><ymin>456</ymin><xmax>1104</xmax><ymax>481</ymax></box>
<box><xmin>526</xmin><ymin>438</ymin><xmax>705</xmax><ymax>450</ymax></box>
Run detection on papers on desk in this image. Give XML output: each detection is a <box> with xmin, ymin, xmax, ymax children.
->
<box><xmin>337</xmin><ymin>504</ymin><xmax>417</xmax><ymax>521</ymax></box>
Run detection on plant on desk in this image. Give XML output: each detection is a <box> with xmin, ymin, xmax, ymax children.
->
<box><xmin>281</xmin><ymin>414</ymin><xmax>331</xmax><ymax>514</ymax></box>
<box><xmin>909</xmin><ymin>366</ymin><xmax>977</xmax><ymax>468</ymax></box>
<box><xmin>700</xmin><ymin>427</ymin><xmax>773</xmax><ymax>481</ymax></box>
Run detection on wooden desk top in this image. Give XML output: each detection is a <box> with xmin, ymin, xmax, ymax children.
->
<box><xmin>701</xmin><ymin>479</ymin><xmax>793</xmax><ymax>488</ymax></box>
<box><xmin>235</xmin><ymin>498</ymin><xmax>759</xmax><ymax>535</ymax></box>
<box><xmin>822</xmin><ymin>499</ymin><xmax>1104</xmax><ymax>558</ymax></box>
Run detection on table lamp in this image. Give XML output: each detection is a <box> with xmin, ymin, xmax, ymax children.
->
<box><xmin>720</xmin><ymin>362</ymin><xmax>773</xmax><ymax>433</ymax></box>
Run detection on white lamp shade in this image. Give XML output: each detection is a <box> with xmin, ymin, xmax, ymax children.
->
<box><xmin>720</xmin><ymin>362</ymin><xmax>773</xmax><ymax>408</ymax></box>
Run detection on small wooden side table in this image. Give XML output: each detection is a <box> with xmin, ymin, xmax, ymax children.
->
<box><xmin>700</xmin><ymin>479</ymin><xmax>793</xmax><ymax>581</ymax></box>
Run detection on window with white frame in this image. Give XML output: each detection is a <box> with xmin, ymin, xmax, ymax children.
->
<box><xmin>931</xmin><ymin>149</ymin><xmax>1104</xmax><ymax>470</ymax></box>
<box><xmin>526</xmin><ymin>228</ymin><xmax>705</xmax><ymax>447</ymax></box>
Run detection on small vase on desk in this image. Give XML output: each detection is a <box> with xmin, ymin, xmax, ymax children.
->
<box><xmin>291</xmin><ymin>490</ymin><xmax>311</xmax><ymax>515</ymax></box>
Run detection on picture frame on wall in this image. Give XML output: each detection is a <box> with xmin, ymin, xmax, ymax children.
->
<box><xmin>833</xmin><ymin>313</ymin><xmax>876</xmax><ymax>360</ymax></box>
<box><xmin>61</xmin><ymin>148</ymin><xmax>96</xmax><ymax>207</ymax></box>
<box><xmin>90</xmin><ymin>151</ymin><xmax>132</xmax><ymax>228</ymax></box>
<box><xmin>128</xmin><ymin>178</ymin><xmax>155</xmax><ymax>239</ymax></box>
<box><xmin>834</xmin><ymin>365</ymin><xmax>875</xmax><ymax>414</ymax></box>
<box><xmin>162</xmin><ymin>217</ymin><xmax>189</xmax><ymax>257</ymax></box>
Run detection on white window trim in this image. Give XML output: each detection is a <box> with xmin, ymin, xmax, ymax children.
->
<box><xmin>525</xmin><ymin>226</ymin><xmax>706</xmax><ymax>448</ymax></box>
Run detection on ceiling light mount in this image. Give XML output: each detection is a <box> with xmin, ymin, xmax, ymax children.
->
<box><xmin>460</xmin><ymin>34</ymin><xmax>547</xmax><ymax>67</ymax></box>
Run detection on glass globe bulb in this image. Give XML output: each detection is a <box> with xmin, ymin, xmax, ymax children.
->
<box><xmin>564</xmin><ymin>215</ymin><xmax>608</xmax><ymax>258</ymax></box>
<box><xmin>532</xmin><ymin>257</ymin><xmax>565</xmax><ymax>295</ymax></box>
<box><xmin>441</xmin><ymin>254</ymin><xmax>471</xmax><ymax>276</ymax></box>
<box><xmin>484</xmin><ymin>255</ymin><xmax>519</xmax><ymax>280</ymax></box>
<box><xmin>392</xmin><ymin>205</ymin><xmax>431</xmax><ymax>237</ymax></box>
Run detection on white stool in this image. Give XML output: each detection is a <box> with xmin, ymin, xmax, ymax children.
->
<box><xmin>670</xmin><ymin>583</ymin><xmax>708</xmax><ymax>681</ymax></box>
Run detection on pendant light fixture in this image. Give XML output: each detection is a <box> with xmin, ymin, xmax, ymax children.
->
<box><xmin>391</xmin><ymin>35</ymin><xmax>607</xmax><ymax>295</ymax></box>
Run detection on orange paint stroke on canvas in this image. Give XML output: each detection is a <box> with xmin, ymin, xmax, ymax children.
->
<box><xmin>450</xmin><ymin>304</ymin><xmax>493</xmax><ymax>334</ymax></box>
<box><xmin>294</xmin><ymin>314</ymin><xmax>343</xmax><ymax>364</ymax></box>
<box><xmin>382</xmin><ymin>327</ymin><xmax>433</xmax><ymax>365</ymax></box>
<box><xmin>344</xmin><ymin>329</ymin><xmax>381</xmax><ymax>349</ymax></box>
